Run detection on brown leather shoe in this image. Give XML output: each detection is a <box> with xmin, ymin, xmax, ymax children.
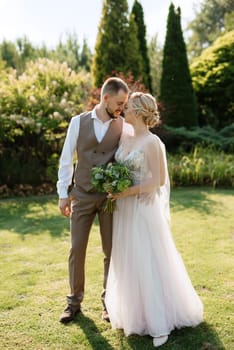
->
<box><xmin>102</xmin><ymin>309</ymin><xmax>110</xmax><ymax>322</ymax></box>
<box><xmin>59</xmin><ymin>305</ymin><xmax>80</xmax><ymax>323</ymax></box>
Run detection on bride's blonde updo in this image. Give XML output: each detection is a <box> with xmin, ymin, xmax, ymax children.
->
<box><xmin>130</xmin><ymin>92</ymin><xmax>160</xmax><ymax>128</ymax></box>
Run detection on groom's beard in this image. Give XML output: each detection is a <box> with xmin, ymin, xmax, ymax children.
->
<box><xmin>105</xmin><ymin>108</ymin><xmax>116</xmax><ymax>119</ymax></box>
<box><xmin>105</xmin><ymin>106</ymin><xmax>122</xmax><ymax>119</ymax></box>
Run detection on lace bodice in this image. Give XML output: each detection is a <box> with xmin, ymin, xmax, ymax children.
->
<box><xmin>115</xmin><ymin>135</ymin><xmax>171</xmax><ymax>222</ymax></box>
<box><xmin>115</xmin><ymin>145</ymin><xmax>149</xmax><ymax>185</ymax></box>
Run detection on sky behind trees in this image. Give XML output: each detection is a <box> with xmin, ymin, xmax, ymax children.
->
<box><xmin>0</xmin><ymin>0</ymin><xmax>202</xmax><ymax>50</ymax></box>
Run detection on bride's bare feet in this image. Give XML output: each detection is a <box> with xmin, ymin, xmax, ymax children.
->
<box><xmin>153</xmin><ymin>335</ymin><xmax>168</xmax><ymax>347</ymax></box>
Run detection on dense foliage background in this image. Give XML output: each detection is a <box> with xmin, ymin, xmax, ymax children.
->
<box><xmin>0</xmin><ymin>0</ymin><xmax>233</xmax><ymax>196</ymax></box>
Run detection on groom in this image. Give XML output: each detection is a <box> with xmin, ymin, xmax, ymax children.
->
<box><xmin>57</xmin><ymin>77</ymin><xmax>131</xmax><ymax>323</ymax></box>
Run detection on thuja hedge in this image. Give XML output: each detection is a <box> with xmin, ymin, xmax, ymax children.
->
<box><xmin>156</xmin><ymin>124</ymin><xmax>234</xmax><ymax>153</ymax></box>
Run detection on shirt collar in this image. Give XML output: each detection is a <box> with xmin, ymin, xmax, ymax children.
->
<box><xmin>91</xmin><ymin>108</ymin><xmax>115</xmax><ymax>124</ymax></box>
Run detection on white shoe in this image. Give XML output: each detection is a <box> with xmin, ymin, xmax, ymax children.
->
<box><xmin>153</xmin><ymin>335</ymin><xmax>168</xmax><ymax>347</ymax></box>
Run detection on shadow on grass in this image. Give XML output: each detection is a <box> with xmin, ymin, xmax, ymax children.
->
<box><xmin>0</xmin><ymin>194</ymin><xmax>100</xmax><ymax>239</ymax></box>
<box><xmin>0</xmin><ymin>195</ymin><xmax>70</xmax><ymax>238</ymax></box>
<box><xmin>71</xmin><ymin>312</ymin><xmax>114</xmax><ymax>350</ymax></box>
<box><xmin>64</xmin><ymin>316</ymin><xmax>225</xmax><ymax>350</ymax></box>
<box><xmin>124</xmin><ymin>322</ymin><xmax>225</xmax><ymax>350</ymax></box>
<box><xmin>170</xmin><ymin>187</ymin><xmax>234</xmax><ymax>215</ymax></box>
<box><xmin>0</xmin><ymin>189</ymin><xmax>233</xmax><ymax>238</ymax></box>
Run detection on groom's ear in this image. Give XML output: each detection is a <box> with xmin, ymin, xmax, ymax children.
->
<box><xmin>103</xmin><ymin>93</ymin><xmax>109</xmax><ymax>102</ymax></box>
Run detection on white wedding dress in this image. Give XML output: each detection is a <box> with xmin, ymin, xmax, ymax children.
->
<box><xmin>105</xmin><ymin>134</ymin><xmax>203</xmax><ymax>338</ymax></box>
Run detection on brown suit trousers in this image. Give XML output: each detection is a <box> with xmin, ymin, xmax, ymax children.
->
<box><xmin>67</xmin><ymin>189</ymin><xmax>112</xmax><ymax>309</ymax></box>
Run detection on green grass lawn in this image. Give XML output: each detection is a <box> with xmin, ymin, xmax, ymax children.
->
<box><xmin>0</xmin><ymin>188</ymin><xmax>233</xmax><ymax>350</ymax></box>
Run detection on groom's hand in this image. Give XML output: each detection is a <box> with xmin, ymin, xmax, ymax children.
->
<box><xmin>59</xmin><ymin>198</ymin><xmax>71</xmax><ymax>217</ymax></box>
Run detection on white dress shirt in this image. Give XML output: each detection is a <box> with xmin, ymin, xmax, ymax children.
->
<box><xmin>57</xmin><ymin>108</ymin><xmax>133</xmax><ymax>198</ymax></box>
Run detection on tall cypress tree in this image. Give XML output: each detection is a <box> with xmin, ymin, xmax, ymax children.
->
<box><xmin>160</xmin><ymin>3</ymin><xmax>198</xmax><ymax>127</ymax></box>
<box><xmin>131</xmin><ymin>0</ymin><xmax>152</xmax><ymax>91</ymax></box>
<box><xmin>92</xmin><ymin>0</ymin><xmax>130</xmax><ymax>87</ymax></box>
<box><xmin>126</xmin><ymin>13</ymin><xmax>144</xmax><ymax>81</ymax></box>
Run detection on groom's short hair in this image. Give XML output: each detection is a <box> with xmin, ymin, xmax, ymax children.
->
<box><xmin>101</xmin><ymin>77</ymin><xmax>129</xmax><ymax>99</ymax></box>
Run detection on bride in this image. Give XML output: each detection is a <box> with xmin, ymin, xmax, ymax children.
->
<box><xmin>105</xmin><ymin>92</ymin><xmax>203</xmax><ymax>347</ymax></box>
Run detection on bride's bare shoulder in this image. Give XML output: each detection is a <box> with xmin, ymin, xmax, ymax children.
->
<box><xmin>143</xmin><ymin>134</ymin><xmax>165</xmax><ymax>156</ymax></box>
<box><xmin>120</xmin><ymin>133</ymin><xmax>134</xmax><ymax>146</ymax></box>
<box><xmin>146</xmin><ymin>133</ymin><xmax>163</xmax><ymax>146</ymax></box>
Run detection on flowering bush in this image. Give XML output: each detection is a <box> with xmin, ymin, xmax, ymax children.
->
<box><xmin>91</xmin><ymin>162</ymin><xmax>133</xmax><ymax>213</ymax></box>
<box><xmin>0</xmin><ymin>58</ymin><xmax>92</xmax><ymax>141</ymax></box>
<box><xmin>0</xmin><ymin>58</ymin><xmax>92</xmax><ymax>186</ymax></box>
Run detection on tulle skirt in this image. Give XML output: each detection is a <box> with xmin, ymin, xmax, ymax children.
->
<box><xmin>105</xmin><ymin>194</ymin><xmax>203</xmax><ymax>337</ymax></box>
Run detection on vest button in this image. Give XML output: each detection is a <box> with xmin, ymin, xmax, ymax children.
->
<box><xmin>93</xmin><ymin>150</ymin><xmax>97</xmax><ymax>153</ymax></box>
<box><xmin>102</xmin><ymin>152</ymin><xmax>105</xmax><ymax>154</ymax></box>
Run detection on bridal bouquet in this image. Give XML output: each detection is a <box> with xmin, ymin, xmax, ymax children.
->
<box><xmin>91</xmin><ymin>162</ymin><xmax>133</xmax><ymax>213</ymax></box>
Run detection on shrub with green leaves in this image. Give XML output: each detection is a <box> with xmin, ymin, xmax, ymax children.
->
<box><xmin>0</xmin><ymin>58</ymin><xmax>92</xmax><ymax>186</ymax></box>
<box><xmin>190</xmin><ymin>30</ymin><xmax>234</xmax><ymax>129</ymax></box>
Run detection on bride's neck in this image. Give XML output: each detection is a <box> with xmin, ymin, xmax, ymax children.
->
<box><xmin>133</xmin><ymin>124</ymin><xmax>150</xmax><ymax>137</ymax></box>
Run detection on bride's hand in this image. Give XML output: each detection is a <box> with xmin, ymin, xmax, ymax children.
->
<box><xmin>108</xmin><ymin>190</ymin><xmax>128</xmax><ymax>200</ymax></box>
<box><xmin>138</xmin><ymin>192</ymin><xmax>155</xmax><ymax>205</ymax></box>
<box><xmin>107</xmin><ymin>193</ymin><xmax>118</xmax><ymax>200</ymax></box>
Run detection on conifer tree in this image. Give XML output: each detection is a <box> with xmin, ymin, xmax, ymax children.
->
<box><xmin>131</xmin><ymin>0</ymin><xmax>152</xmax><ymax>91</ymax></box>
<box><xmin>160</xmin><ymin>3</ymin><xmax>198</xmax><ymax>127</ymax></box>
<box><xmin>80</xmin><ymin>38</ymin><xmax>92</xmax><ymax>72</ymax></box>
<box><xmin>126</xmin><ymin>13</ymin><xmax>144</xmax><ymax>81</ymax></box>
<box><xmin>148</xmin><ymin>35</ymin><xmax>163</xmax><ymax>96</ymax></box>
<box><xmin>92</xmin><ymin>0</ymin><xmax>130</xmax><ymax>87</ymax></box>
